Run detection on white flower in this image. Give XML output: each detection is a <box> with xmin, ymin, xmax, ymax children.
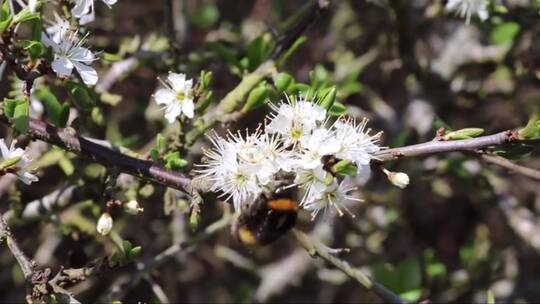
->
<box><xmin>154</xmin><ymin>72</ymin><xmax>195</xmax><ymax>123</ymax></box>
<box><xmin>195</xmin><ymin>132</ymin><xmax>262</xmax><ymax>211</ymax></box>
<box><xmin>294</xmin><ymin>166</ymin><xmax>329</xmax><ymax>205</ymax></box>
<box><xmin>302</xmin><ymin>179</ymin><xmax>361</xmax><ymax>219</ymax></box>
<box><xmin>72</xmin><ymin>0</ymin><xmax>117</xmax><ymax>24</ymax></box>
<box><xmin>41</xmin><ymin>28</ymin><xmax>98</xmax><ymax>86</ymax></box>
<box><xmin>297</xmin><ymin>128</ymin><xmax>340</xmax><ymax>169</ymax></box>
<box><xmin>331</xmin><ymin>118</ymin><xmax>382</xmax><ymax>171</ymax></box>
<box><xmin>446</xmin><ymin>0</ymin><xmax>488</xmax><ymax>24</ymax></box>
<box><xmin>0</xmin><ymin>139</ymin><xmax>38</xmax><ymax>185</ymax></box>
<box><xmin>383</xmin><ymin>169</ymin><xmax>410</xmax><ymax>189</ymax></box>
<box><xmin>266</xmin><ymin>95</ymin><xmax>326</xmax><ymax>146</ymax></box>
<box><xmin>45</xmin><ymin>13</ymin><xmax>70</xmax><ymax>43</ymax></box>
<box><xmin>96</xmin><ymin>212</ymin><xmax>113</xmax><ymax>235</ymax></box>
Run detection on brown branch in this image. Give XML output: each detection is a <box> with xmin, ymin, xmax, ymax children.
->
<box><xmin>373</xmin><ymin>130</ymin><xmax>517</xmax><ymax>162</ymax></box>
<box><xmin>0</xmin><ymin>116</ymin><xmax>193</xmax><ymax>193</ymax></box>
<box><xmin>0</xmin><ymin>212</ymin><xmax>35</xmax><ymax>281</ymax></box>
<box><xmin>478</xmin><ymin>154</ymin><xmax>540</xmax><ymax>181</ymax></box>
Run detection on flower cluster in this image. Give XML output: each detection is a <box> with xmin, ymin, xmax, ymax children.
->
<box><xmin>0</xmin><ymin>139</ymin><xmax>38</xmax><ymax>185</ymax></box>
<box><xmin>195</xmin><ymin>96</ymin><xmax>384</xmax><ymax>218</ymax></box>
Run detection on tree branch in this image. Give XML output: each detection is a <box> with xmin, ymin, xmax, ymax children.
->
<box><xmin>291</xmin><ymin>229</ymin><xmax>404</xmax><ymax>304</ymax></box>
<box><xmin>0</xmin><ymin>212</ymin><xmax>35</xmax><ymax>281</ymax></box>
<box><xmin>478</xmin><ymin>154</ymin><xmax>540</xmax><ymax>181</ymax></box>
<box><xmin>0</xmin><ymin>116</ymin><xmax>193</xmax><ymax>193</ymax></box>
<box><xmin>373</xmin><ymin>130</ymin><xmax>517</xmax><ymax>162</ymax></box>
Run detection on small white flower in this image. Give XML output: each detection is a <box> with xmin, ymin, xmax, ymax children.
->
<box><xmin>266</xmin><ymin>95</ymin><xmax>326</xmax><ymax>146</ymax></box>
<box><xmin>294</xmin><ymin>166</ymin><xmax>329</xmax><ymax>205</ymax></box>
<box><xmin>154</xmin><ymin>72</ymin><xmax>195</xmax><ymax>123</ymax></box>
<box><xmin>297</xmin><ymin>127</ymin><xmax>340</xmax><ymax>169</ymax></box>
<box><xmin>383</xmin><ymin>169</ymin><xmax>410</xmax><ymax>189</ymax></box>
<box><xmin>446</xmin><ymin>0</ymin><xmax>488</xmax><ymax>24</ymax></box>
<box><xmin>302</xmin><ymin>179</ymin><xmax>361</xmax><ymax>219</ymax></box>
<box><xmin>72</xmin><ymin>0</ymin><xmax>117</xmax><ymax>24</ymax></box>
<box><xmin>96</xmin><ymin>212</ymin><xmax>113</xmax><ymax>235</ymax></box>
<box><xmin>124</xmin><ymin>199</ymin><xmax>144</xmax><ymax>215</ymax></box>
<box><xmin>0</xmin><ymin>139</ymin><xmax>38</xmax><ymax>185</ymax></box>
<box><xmin>45</xmin><ymin>13</ymin><xmax>71</xmax><ymax>43</ymax></box>
<box><xmin>41</xmin><ymin>28</ymin><xmax>98</xmax><ymax>86</ymax></box>
<box><xmin>331</xmin><ymin>118</ymin><xmax>382</xmax><ymax>173</ymax></box>
<box><xmin>195</xmin><ymin>132</ymin><xmax>262</xmax><ymax>211</ymax></box>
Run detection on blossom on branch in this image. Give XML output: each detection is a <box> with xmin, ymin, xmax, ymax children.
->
<box><xmin>195</xmin><ymin>95</ymin><xmax>390</xmax><ymax>218</ymax></box>
<box><xmin>0</xmin><ymin>139</ymin><xmax>38</xmax><ymax>185</ymax></box>
<box><xmin>154</xmin><ymin>72</ymin><xmax>195</xmax><ymax>123</ymax></box>
<box><xmin>41</xmin><ymin>27</ymin><xmax>99</xmax><ymax>86</ymax></box>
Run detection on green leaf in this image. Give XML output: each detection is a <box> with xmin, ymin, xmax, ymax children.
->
<box><xmin>443</xmin><ymin>128</ymin><xmax>484</xmax><ymax>140</ymax></box>
<box><xmin>35</xmin><ymin>88</ymin><xmax>69</xmax><ymax>127</ymax></box>
<box><xmin>328</xmin><ymin>101</ymin><xmax>347</xmax><ymax>116</ymax></box>
<box><xmin>309</xmin><ymin>64</ymin><xmax>330</xmax><ymax>89</ymax></box>
<box><xmin>190</xmin><ymin>211</ymin><xmax>200</xmax><ymax>231</ymax></box>
<box><xmin>490</xmin><ymin>22</ymin><xmax>520</xmax><ymax>45</ymax></box>
<box><xmin>58</xmin><ymin>157</ymin><xmax>74</xmax><ymax>176</ymax></box>
<box><xmin>493</xmin><ymin>144</ymin><xmax>535</xmax><ymax>160</ymax></box>
<box><xmin>127</xmin><ymin>246</ymin><xmax>142</xmax><ymax>262</ymax></box>
<box><xmin>13</xmin><ymin>8</ymin><xmax>39</xmax><ymax>24</ymax></box>
<box><xmin>200</xmin><ymin>70</ymin><xmax>213</xmax><ymax>90</ymax></box>
<box><xmin>4</xmin><ymin>99</ymin><xmax>30</xmax><ymax>134</ymax></box>
<box><xmin>332</xmin><ymin>159</ymin><xmax>357</xmax><ymax>177</ymax></box>
<box><xmin>164</xmin><ymin>152</ymin><xmax>188</xmax><ymax>170</ymax></box>
<box><xmin>66</xmin><ymin>81</ymin><xmax>95</xmax><ymax>111</ymax></box>
<box><xmin>247</xmin><ymin>36</ymin><xmax>266</xmax><ymax>71</ymax></box>
<box><xmin>21</xmin><ymin>40</ymin><xmax>43</xmax><ymax>59</ymax></box>
<box><xmin>0</xmin><ymin>0</ymin><xmax>11</xmax><ymax>33</ymax></box>
<box><xmin>518</xmin><ymin>115</ymin><xmax>540</xmax><ymax>139</ymax></box>
<box><xmin>318</xmin><ymin>86</ymin><xmax>337</xmax><ymax>110</ymax></box>
<box><xmin>242</xmin><ymin>84</ymin><xmax>269</xmax><ymax>112</ymax></box>
<box><xmin>276</xmin><ymin>35</ymin><xmax>306</xmax><ymax>66</ymax></box>
<box><xmin>273</xmin><ymin>73</ymin><xmax>295</xmax><ymax>92</ymax></box>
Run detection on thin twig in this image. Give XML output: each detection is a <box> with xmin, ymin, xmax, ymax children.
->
<box><xmin>291</xmin><ymin>229</ymin><xmax>404</xmax><ymax>304</ymax></box>
<box><xmin>478</xmin><ymin>154</ymin><xmax>540</xmax><ymax>181</ymax></box>
<box><xmin>374</xmin><ymin>130</ymin><xmax>516</xmax><ymax>162</ymax></box>
<box><xmin>0</xmin><ymin>212</ymin><xmax>35</xmax><ymax>281</ymax></box>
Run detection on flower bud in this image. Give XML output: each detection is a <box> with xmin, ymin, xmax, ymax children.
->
<box><xmin>124</xmin><ymin>199</ymin><xmax>144</xmax><ymax>215</ymax></box>
<box><xmin>383</xmin><ymin>169</ymin><xmax>410</xmax><ymax>189</ymax></box>
<box><xmin>97</xmin><ymin>212</ymin><xmax>113</xmax><ymax>236</ymax></box>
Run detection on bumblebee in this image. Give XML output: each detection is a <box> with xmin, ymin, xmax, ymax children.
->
<box><xmin>235</xmin><ymin>192</ymin><xmax>298</xmax><ymax>246</ymax></box>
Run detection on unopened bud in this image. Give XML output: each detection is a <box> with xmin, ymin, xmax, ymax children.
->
<box><xmin>97</xmin><ymin>212</ymin><xmax>113</xmax><ymax>236</ymax></box>
<box><xmin>124</xmin><ymin>199</ymin><xmax>144</xmax><ymax>215</ymax></box>
<box><xmin>383</xmin><ymin>169</ymin><xmax>410</xmax><ymax>189</ymax></box>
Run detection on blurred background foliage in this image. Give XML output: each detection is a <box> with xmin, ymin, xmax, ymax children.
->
<box><xmin>2</xmin><ymin>0</ymin><xmax>540</xmax><ymax>303</ymax></box>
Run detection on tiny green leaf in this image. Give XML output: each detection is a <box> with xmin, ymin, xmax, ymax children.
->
<box><xmin>332</xmin><ymin>159</ymin><xmax>358</xmax><ymax>177</ymax></box>
<box><xmin>444</xmin><ymin>128</ymin><xmax>484</xmax><ymax>140</ymax></box>
<box><xmin>328</xmin><ymin>101</ymin><xmax>347</xmax><ymax>117</ymax></box>
<box><xmin>66</xmin><ymin>81</ymin><xmax>96</xmax><ymax>111</ymax></box>
<box><xmin>273</xmin><ymin>73</ymin><xmax>295</xmax><ymax>92</ymax></box>
<box><xmin>242</xmin><ymin>84</ymin><xmax>269</xmax><ymax>112</ymax></box>
<box><xmin>490</xmin><ymin>22</ymin><xmax>520</xmax><ymax>45</ymax></box>
<box><xmin>318</xmin><ymin>86</ymin><xmax>337</xmax><ymax>110</ymax></box>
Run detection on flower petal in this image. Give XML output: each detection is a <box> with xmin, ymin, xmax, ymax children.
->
<box><xmin>167</xmin><ymin>73</ymin><xmax>186</xmax><ymax>92</ymax></box>
<box><xmin>154</xmin><ymin>88</ymin><xmax>176</xmax><ymax>105</ymax></box>
<box><xmin>73</xmin><ymin>61</ymin><xmax>98</xmax><ymax>86</ymax></box>
<box><xmin>182</xmin><ymin>99</ymin><xmax>194</xmax><ymax>118</ymax></box>
<box><xmin>164</xmin><ymin>103</ymin><xmax>182</xmax><ymax>123</ymax></box>
<box><xmin>51</xmin><ymin>57</ymin><xmax>74</xmax><ymax>77</ymax></box>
